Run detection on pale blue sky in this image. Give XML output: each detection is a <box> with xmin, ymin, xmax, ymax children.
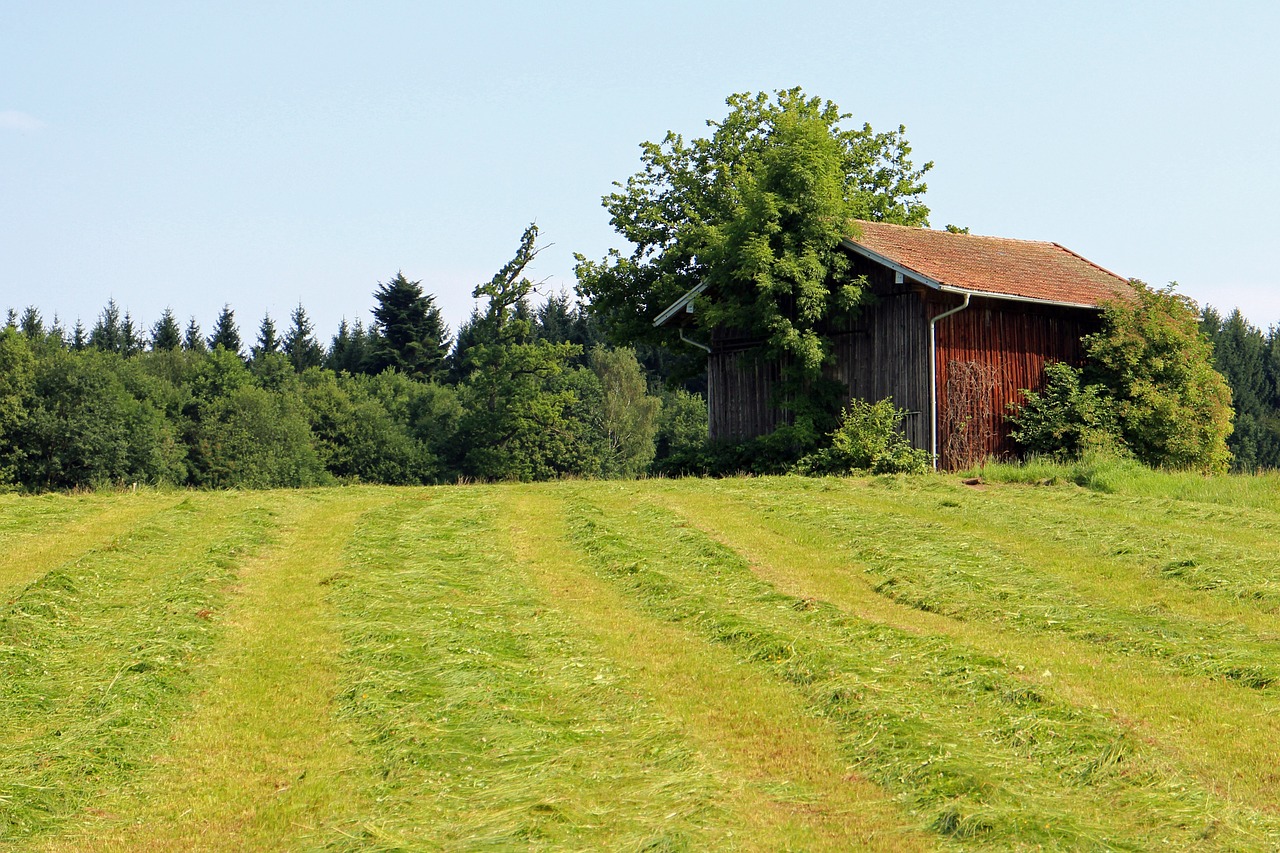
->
<box><xmin>3</xmin><ymin>1</ymin><xmax>1278</xmax><ymax>342</ymax></box>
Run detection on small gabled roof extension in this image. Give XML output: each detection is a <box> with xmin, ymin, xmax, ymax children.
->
<box><xmin>844</xmin><ymin>220</ymin><xmax>1132</xmax><ymax>309</ymax></box>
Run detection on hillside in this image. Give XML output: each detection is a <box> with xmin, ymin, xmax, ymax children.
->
<box><xmin>3</xmin><ymin>471</ymin><xmax>1280</xmax><ymax>850</ymax></box>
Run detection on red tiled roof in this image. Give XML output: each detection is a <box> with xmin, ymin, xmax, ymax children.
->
<box><xmin>847</xmin><ymin>220</ymin><xmax>1133</xmax><ymax>307</ymax></box>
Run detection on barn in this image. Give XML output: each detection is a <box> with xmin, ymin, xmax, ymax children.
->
<box><xmin>654</xmin><ymin>220</ymin><xmax>1134</xmax><ymax>469</ymax></box>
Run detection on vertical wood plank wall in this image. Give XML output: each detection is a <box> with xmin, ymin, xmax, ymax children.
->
<box><xmin>930</xmin><ymin>294</ymin><xmax>1095</xmax><ymax>468</ymax></box>
<box><xmin>703</xmin><ymin>266</ymin><xmax>1100</xmax><ymax>468</ymax></box>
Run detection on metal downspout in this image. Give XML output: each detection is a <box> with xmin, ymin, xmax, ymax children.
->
<box><xmin>928</xmin><ymin>291</ymin><xmax>972</xmax><ymax>470</ymax></box>
<box><xmin>679</xmin><ymin>328</ymin><xmax>711</xmax><ymax>354</ymax></box>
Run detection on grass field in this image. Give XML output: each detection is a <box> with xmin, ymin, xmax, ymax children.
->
<box><xmin>3</xmin><ymin>468</ymin><xmax>1280</xmax><ymax>850</ymax></box>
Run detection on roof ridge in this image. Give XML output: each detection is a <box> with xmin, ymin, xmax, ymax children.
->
<box><xmin>852</xmin><ymin>219</ymin><xmax>1058</xmax><ymax>248</ymax></box>
<box><xmin>1049</xmin><ymin>242</ymin><xmax>1130</xmax><ymax>286</ymax></box>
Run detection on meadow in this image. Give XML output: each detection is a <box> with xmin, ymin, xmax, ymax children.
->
<box><xmin>3</xmin><ymin>465</ymin><xmax>1280</xmax><ymax>850</ymax></box>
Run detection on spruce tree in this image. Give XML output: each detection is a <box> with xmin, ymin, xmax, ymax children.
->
<box><xmin>251</xmin><ymin>313</ymin><xmax>280</xmax><ymax>361</ymax></box>
<box><xmin>151</xmin><ymin>308</ymin><xmax>182</xmax><ymax>351</ymax></box>
<box><xmin>89</xmin><ymin>299</ymin><xmax>123</xmax><ymax>353</ymax></box>
<box><xmin>183</xmin><ymin>317</ymin><xmax>207</xmax><ymax>353</ymax></box>
<box><xmin>207</xmin><ymin>305</ymin><xmax>243</xmax><ymax>357</ymax></box>
<box><xmin>368</xmin><ymin>272</ymin><xmax>450</xmax><ymax>379</ymax></box>
<box><xmin>282</xmin><ymin>303</ymin><xmax>324</xmax><ymax>371</ymax></box>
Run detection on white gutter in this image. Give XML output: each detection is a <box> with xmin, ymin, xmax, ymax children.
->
<box><xmin>929</xmin><ymin>291</ymin><xmax>972</xmax><ymax>470</ymax></box>
<box><xmin>936</xmin><ymin>284</ymin><xmax>1099</xmax><ymax>311</ymax></box>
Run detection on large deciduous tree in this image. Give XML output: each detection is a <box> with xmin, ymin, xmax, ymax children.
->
<box><xmin>575</xmin><ymin>87</ymin><xmax>931</xmax><ymax>381</ymax></box>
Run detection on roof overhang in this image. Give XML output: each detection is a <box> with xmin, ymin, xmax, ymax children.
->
<box><xmin>652</xmin><ymin>281</ymin><xmax>707</xmax><ymax>327</ymax></box>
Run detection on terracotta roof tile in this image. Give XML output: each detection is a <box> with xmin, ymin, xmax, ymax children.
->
<box><xmin>848</xmin><ymin>221</ymin><xmax>1133</xmax><ymax>307</ymax></box>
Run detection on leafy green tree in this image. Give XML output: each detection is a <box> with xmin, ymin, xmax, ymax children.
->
<box><xmin>1084</xmin><ymin>283</ymin><xmax>1233</xmax><ymax>472</ymax></box>
<box><xmin>455</xmin><ymin>225</ymin><xmax>601</xmax><ymax>480</ymax></box>
<box><xmin>195</xmin><ymin>384</ymin><xmax>325</xmax><ymax>488</ymax></box>
<box><xmin>207</xmin><ymin>305</ymin><xmax>243</xmax><ymax>357</ymax></box>
<box><xmin>1008</xmin><ymin>362</ymin><xmax>1121</xmax><ymax>458</ymax></box>
<box><xmin>1012</xmin><ymin>283</ymin><xmax>1234</xmax><ymax>473</ymax></box>
<box><xmin>367</xmin><ymin>273</ymin><xmax>451</xmax><ymax>379</ymax></box>
<box><xmin>796</xmin><ymin>398</ymin><xmax>930</xmax><ymax>475</ymax></box>
<box><xmin>576</xmin><ymin>87</ymin><xmax>930</xmax><ymax>374</ymax></box>
<box><xmin>298</xmin><ymin>370</ymin><xmax>454</xmax><ymax>483</ymax></box>
<box><xmin>653</xmin><ymin>387</ymin><xmax>708</xmax><ymax>466</ymax></box>
<box><xmin>14</xmin><ymin>349</ymin><xmax>180</xmax><ymax>489</ymax></box>
<box><xmin>151</xmin><ymin>308</ymin><xmax>183</xmax><ymax>351</ymax></box>
<box><xmin>0</xmin><ymin>329</ymin><xmax>35</xmax><ymax>483</ymax></box>
<box><xmin>588</xmin><ymin>345</ymin><xmax>661</xmax><ymax>477</ymax></box>
<box><xmin>283</xmin><ymin>303</ymin><xmax>324</xmax><ymax>372</ymax></box>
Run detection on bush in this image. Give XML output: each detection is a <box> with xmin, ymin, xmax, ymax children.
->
<box><xmin>1009</xmin><ymin>283</ymin><xmax>1233</xmax><ymax>473</ymax></box>
<box><xmin>796</xmin><ymin>398</ymin><xmax>929</xmax><ymax>475</ymax></box>
<box><xmin>1007</xmin><ymin>362</ymin><xmax>1122</xmax><ymax>459</ymax></box>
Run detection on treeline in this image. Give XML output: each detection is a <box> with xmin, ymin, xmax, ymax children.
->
<box><xmin>1200</xmin><ymin>307</ymin><xmax>1280</xmax><ymax>471</ymax></box>
<box><xmin>0</xmin><ymin>228</ymin><xmax>707</xmax><ymax>491</ymax></box>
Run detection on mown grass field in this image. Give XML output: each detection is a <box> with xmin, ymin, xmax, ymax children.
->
<box><xmin>3</xmin><ymin>468</ymin><xmax>1280</xmax><ymax>850</ymax></box>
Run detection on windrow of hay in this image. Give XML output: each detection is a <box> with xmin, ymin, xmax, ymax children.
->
<box><xmin>0</xmin><ymin>494</ymin><xmax>279</xmax><ymax>844</ymax></box>
<box><xmin>564</xmin><ymin>485</ymin><xmax>1280</xmax><ymax>849</ymax></box>
<box><xmin>704</xmin><ymin>476</ymin><xmax>1280</xmax><ymax>689</ymax></box>
<box><xmin>326</xmin><ymin>489</ymin><xmax>738</xmax><ymax>849</ymax></box>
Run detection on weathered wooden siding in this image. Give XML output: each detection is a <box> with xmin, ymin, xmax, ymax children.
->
<box><xmin>829</xmin><ymin>281</ymin><xmax>931</xmax><ymax>450</ymax></box>
<box><xmin>707</xmin><ymin>346</ymin><xmax>787</xmax><ymax>441</ymax></box>
<box><xmin>702</xmin><ymin>256</ymin><xmax>1101</xmax><ymax>466</ymax></box>
<box><xmin>930</xmin><ymin>293</ymin><xmax>1097</xmax><ymax>468</ymax></box>
<box><xmin>705</xmin><ymin>265</ymin><xmax>932</xmax><ymax>445</ymax></box>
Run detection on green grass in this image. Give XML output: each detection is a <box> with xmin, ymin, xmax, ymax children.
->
<box><xmin>2</xmin><ymin>471</ymin><xmax>1280</xmax><ymax>849</ymax></box>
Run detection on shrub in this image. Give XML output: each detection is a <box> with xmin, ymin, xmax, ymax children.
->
<box><xmin>1007</xmin><ymin>362</ymin><xmax>1122</xmax><ymax>459</ymax></box>
<box><xmin>797</xmin><ymin>398</ymin><xmax>929</xmax><ymax>475</ymax></box>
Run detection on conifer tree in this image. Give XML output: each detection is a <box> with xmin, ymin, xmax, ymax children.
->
<box><xmin>151</xmin><ymin>308</ymin><xmax>182</xmax><ymax>351</ymax></box>
<box><xmin>367</xmin><ymin>272</ymin><xmax>450</xmax><ymax>379</ymax></box>
<box><xmin>207</xmin><ymin>305</ymin><xmax>243</xmax><ymax>357</ymax></box>
<box><xmin>251</xmin><ymin>313</ymin><xmax>280</xmax><ymax>361</ymax></box>
<box><xmin>89</xmin><ymin>299</ymin><xmax>123</xmax><ymax>353</ymax></box>
<box><xmin>282</xmin><ymin>303</ymin><xmax>324</xmax><ymax>371</ymax></box>
<box><xmin>183</xmin><ymin>317</ymin><xmax>207</xmax><ymax>353</ymax></box>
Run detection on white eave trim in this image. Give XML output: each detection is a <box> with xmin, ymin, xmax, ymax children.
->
<box><xmin>653</xmin><ymin>281</ymin><xmax>707</xmax><ymax>326</ymax></box>
<box><xmin>839</xmin><ymin>237</ymin><xmax>1107</xmax><ymax>312</ymax></box>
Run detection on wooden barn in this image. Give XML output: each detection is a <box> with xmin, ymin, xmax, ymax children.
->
<box><xmin>654</xmin><ymin>221</ymin><xmax>1135</xmax><ymax>469</ymax></box>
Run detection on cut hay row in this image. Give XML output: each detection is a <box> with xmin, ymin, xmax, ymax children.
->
<box><xmin>1</xmin><ymin>474</ymin><xmax>1278</xmax><ymax>849</ymax></box>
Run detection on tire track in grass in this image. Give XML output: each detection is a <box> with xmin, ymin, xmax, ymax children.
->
<box><xmin>40</xmin><ymin>488</ymin><xmax>395</xmax><ymax>852</ymax></box>
<box><xmin>505</xmin><ymin>488</ymin><xmax>928</xmax><ymax>852</ymax></box>
<box><xmin>570</xmin><ymin>485</ymin><xmax>1280</xmax><ymax>849</ymax></box>
<box><xmin>0</xmin><ymin>493</ymin><xmax>280</xmax><ymax>846</ymax></box>
<box><xmin>646</xmin><ymin>479</ymin><xmax>1280</xmax><ymax>821</ymax></box>
<box><xmin>0</xmin><ymin>492</ymin><xmax>181</xmax><ymax>597</ymax></box>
